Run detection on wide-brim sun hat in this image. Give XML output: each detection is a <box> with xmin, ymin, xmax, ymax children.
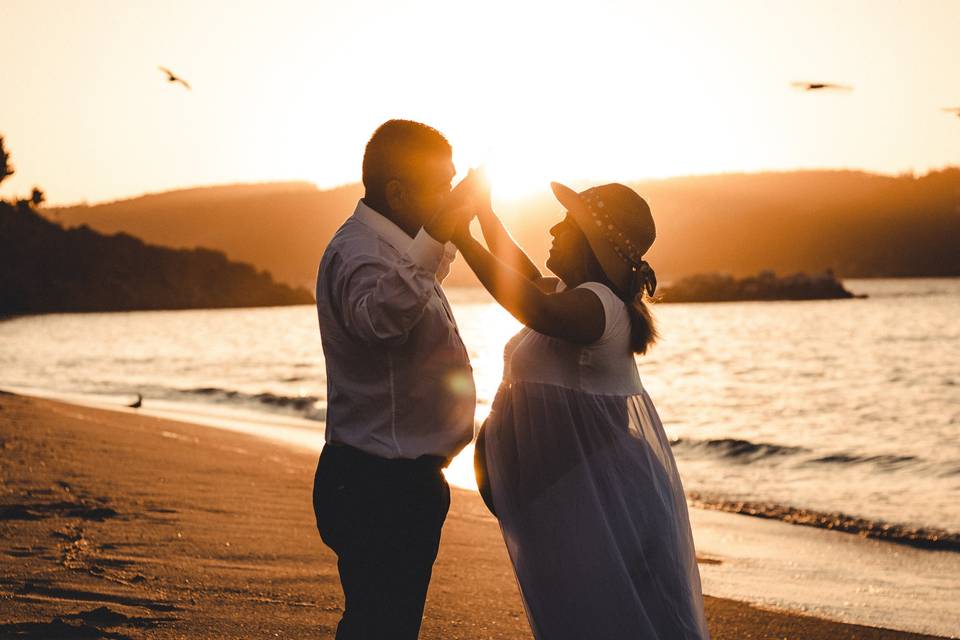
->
<box><xmin>550</xmin><ymin>181</ymin><xmax>657</xmax><ymax>297</ymax></box>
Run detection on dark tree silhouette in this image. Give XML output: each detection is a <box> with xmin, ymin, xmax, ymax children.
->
<box><xmin>0</xmin><ymin>136</ymin><xmax>313</xmax><ymax>314</ymax></box>
<box><xmin>0</xmin><ymin>136</ymin><xmax>14</xmax><ymax>186</ymax></box>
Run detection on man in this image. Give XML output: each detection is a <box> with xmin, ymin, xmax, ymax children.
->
<box><xmin>313</xmin><ymin>119</ymin><xmax>477</xmax><ymax>639</ymax></box>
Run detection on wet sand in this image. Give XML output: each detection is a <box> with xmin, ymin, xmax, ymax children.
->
<box><xmin>0</xmin><ymin>391</ymin><xmax>949</xmax><ymax>639</ymax></box>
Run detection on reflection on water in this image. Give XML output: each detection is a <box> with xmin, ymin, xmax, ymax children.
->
<box><xmin>1</xmin><ymin>279</ymin><xmax>958</xmax><ymax>532</ymax></box>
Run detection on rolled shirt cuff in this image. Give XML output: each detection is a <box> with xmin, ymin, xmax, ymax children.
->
<box><xmin>406</xmin><ymin>228</ymin><xmax>445</xmax><ymax>273</ymax></box>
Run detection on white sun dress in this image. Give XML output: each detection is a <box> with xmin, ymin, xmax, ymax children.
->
<box><xmin>479</xmin><ymin>281</ymin><xmax>710</xmax><ymax>639</ymax></box>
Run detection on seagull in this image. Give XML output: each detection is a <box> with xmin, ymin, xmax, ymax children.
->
<box><xmin>943</xmin><ymin>107</ymin><xmax>960</xmax><ymax>119</ymax></box>
<box><xmin>791</xmin><ymin>82</ymin><xmax>852</xmax><ymax>92</ymax></box>
<box><xmin>158</xmin><ymin>66</ymin><xmax>191</xmax><ymax>90</ymax></box>
<box><xmin>127</xmin><ymin>393</ymin><xmax>142</xmax><ymax>409</ymax></box>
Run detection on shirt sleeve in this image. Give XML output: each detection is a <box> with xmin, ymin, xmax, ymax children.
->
<box><xmin>435</xmin><ymin>242</ymin><xmax>458</xmax><ymax>283</ymax></box>
<box><xmin>576</xmin><ymin>281</ymin><xmax>624</xmax><ymax>344</ymax></box>
<box><xmin>330</xmin><ymin>229</ymin><xmax>445</xmax><ymax>346</ymax></box>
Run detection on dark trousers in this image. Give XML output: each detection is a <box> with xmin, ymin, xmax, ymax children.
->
<box><xmin>313</xmin><ymin>443</ymin><xmax>450</xmax><ymax>640</ymax></box>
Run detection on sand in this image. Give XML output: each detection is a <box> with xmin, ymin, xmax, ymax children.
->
<box><xmin>0</xmin><ymin>391</ymin><xmax>949</xmax><ymax>639</ymax></box>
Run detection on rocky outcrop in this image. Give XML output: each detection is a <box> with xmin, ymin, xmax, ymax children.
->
<box><xmin>658</xmin><ymin>270</ymin><xmax>857</xmax><ymax>303</ymax></box>
<box><xmin>0</xmin><ymin>202</ymin><xmax>314</xmax><ymax>315</ymax></box>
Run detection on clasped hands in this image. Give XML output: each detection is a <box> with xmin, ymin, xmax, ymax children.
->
<box><xmin>422</xmin><ymin>168</ymin><xmax>491</xmax><ymax>246</ymax></box>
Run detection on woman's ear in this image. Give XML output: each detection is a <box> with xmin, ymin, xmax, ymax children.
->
<box><xmin>385</xmin><ymin>178</ymin><xmax>404</xmax><ymax>213</ymax></box>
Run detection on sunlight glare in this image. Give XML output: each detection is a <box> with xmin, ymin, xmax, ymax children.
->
<box><xmin>454</xmin><ymin>144</ymin><xmax>560</xmax><ymax>204</ymax></box>
<box><xmin>482</xmin><ymin>154</ymin><xmax>556</xmax><ymax>200</ymax></box>
<box><xmin>444</xmin><ymin>442</ymin><xmax>479</xmax><ymax>491</ymax></box>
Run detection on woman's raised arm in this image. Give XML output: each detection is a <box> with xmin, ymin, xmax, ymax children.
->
<box><xmin>475</xmin><ymin>204</ymin><xmax>543</xmax><ymax>282</ymax></box>
<box><xmin>465</xmin><ymin>169</ymin><xmax>552</xmax><ymax>288</ymax></box>
<box><xmin>452</xmin><ymin>226</ymin><xmax>604</xmax><ymax>345</ymax></box>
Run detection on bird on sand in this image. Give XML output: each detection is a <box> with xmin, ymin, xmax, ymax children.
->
<box><xmin>127</xmin><ymin>393</ymin><xmax>142</xmax><ymax>409</ymax></box>
<box><xmin>942</xmin><ymin>107</ymin><xmax>960</xmax><ymax>119</ymax></box>
<box><xmin>158</xmin><ymin>66</ymin><xmax>191</xmax><ymax>90</ymax></box>
<box><xmin>791</xmin><ymin>82</ymin><xmax>852</xmax><ymax>92</ymax></box>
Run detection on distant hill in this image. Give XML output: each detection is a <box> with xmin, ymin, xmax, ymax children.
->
<box><xmin>0</xmin><ymin>201</ymin><xmax>313</xmax><ymax>315</ymax></box>
<box><xmin>45</xmin><ymin>170</ymin><xmax>960</xmax><ymax>288</ymax></box>
<box><xmin>627</xmin><ymin>169</ymin><xmax>960</xmax><ymax>282</ymax></box>
<box><xmin>46</xmin><ymin>181</ymin><xmax>356</xmax><ymax>290</ymax></box>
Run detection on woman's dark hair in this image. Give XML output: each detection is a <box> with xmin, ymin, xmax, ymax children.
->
<box><xmin>362</xmin><ymin>119</ymin><xmax>452</xmax><ymax>201</ymax></box>
<box><xmin>627</xmin><ymin>292</ymin><xmax>658</xmax><ymax>355</ymax></box>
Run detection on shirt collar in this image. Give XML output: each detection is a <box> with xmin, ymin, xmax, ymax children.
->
<box><xmin>352</xmin><ymin>200</ymin><xmax>458</xmax><ymax>281</ymax></box>
<box><xmin>352</xmin><ymin>200</ymin><xmax>415</xmax><ymax>253</ymax></box>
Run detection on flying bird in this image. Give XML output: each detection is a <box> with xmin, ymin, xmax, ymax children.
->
<box><xmin>943</xmin><ymin>107</ymin><xmax>960</xmax><ymax>118</ymax></box>
<box><xmin>158</xmin><ymin>66</ymin><xmax>191</xmax><ymax>90</ymax></box>
<box><xmin>791</xmin><ymin>82</ymin><xmax>852</xmax><ymax>92</ymax></box>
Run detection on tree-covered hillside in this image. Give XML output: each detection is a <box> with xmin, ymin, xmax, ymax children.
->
<box><xmin>48</xmin><ymin>169</ymin><xmax>960</xmax><ymax>288</ymax></box>
<box><xmin>0</xmin><ymin>136</ymin><xmax>312</xmax><ymax>315</ymax></box>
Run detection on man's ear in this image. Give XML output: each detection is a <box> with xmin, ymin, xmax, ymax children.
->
<box><xmin>385</xmin><ymin>178</ymin><xmax>404</xmax><ymax>213</ymax></box>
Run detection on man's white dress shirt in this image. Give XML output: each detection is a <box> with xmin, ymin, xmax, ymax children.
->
<box><xmin>316</xmin><ymin>200</ymin><xmax>475</xmax><ymax>460</ymax></box>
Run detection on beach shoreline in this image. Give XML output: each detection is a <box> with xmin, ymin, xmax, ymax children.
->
<box><xmin>0</xmin><ymin>391</ymin><xmax>953</xmax><ymax>639</ymax></box>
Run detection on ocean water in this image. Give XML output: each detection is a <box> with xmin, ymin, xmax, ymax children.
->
<box><xmin>1</xmin><ymin>278</ymin><xmax>958</xmax><ymax>548</ymax></box>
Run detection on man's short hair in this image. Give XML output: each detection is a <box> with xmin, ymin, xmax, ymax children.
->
<box><xmin>362</xmin><ymin>120</ymin><xmax>452</xmax><ymax>199</ymax></box>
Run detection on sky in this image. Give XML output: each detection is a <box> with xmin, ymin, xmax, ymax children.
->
<box><xmin>1</xmin><ymin>0</ymin><xmax>959</xmax><ymax>205</ymax></box>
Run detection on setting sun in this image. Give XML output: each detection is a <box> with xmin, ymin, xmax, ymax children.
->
<box><xmin>3</xmin><ymin>1</ymin><xmax>957</xmax><ymax>206</ymax></box>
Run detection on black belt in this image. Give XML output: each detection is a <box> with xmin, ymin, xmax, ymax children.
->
<box><xmin>325</xmin><ymin>441</ymin><xmax>450</xmax><ymax>470</ymax></box>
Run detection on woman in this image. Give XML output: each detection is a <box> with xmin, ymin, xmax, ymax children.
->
<box><xmin>451</xmin><ymin>179</ymin><xmax>710</xmax><ymax>639</ymax></box>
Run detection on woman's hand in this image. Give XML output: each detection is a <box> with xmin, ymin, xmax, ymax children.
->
<box><xmin>450</xmin><ymin>209</ymin><xmax>476</xmax><ymax>249</ymax></box>
<box><xmin>442</xmin><ymin>167</ymin><xmax>490</xmax><ymax>247</ymax></box>
<box><xmin>471</xmin><ymin>166</ymin><xmax>493</xmax><ymax>216</ymax></box>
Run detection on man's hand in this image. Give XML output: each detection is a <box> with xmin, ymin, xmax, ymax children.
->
<box><xmin>422</xmin><ymin>171</ymin><xmax>482</xmax><ymax>243</ymax></box>
<box><xmin>423</xmin><ymin>201</ymin><xmax>475</xmax><ymax>244</ymax></box>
